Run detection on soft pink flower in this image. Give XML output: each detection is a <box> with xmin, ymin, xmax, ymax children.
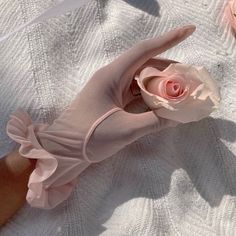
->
<box><xmin>225</xmin><ymin>0</ymin><xmax>236</xmax><ymax>34</ymax></box>
<box><xmin>135</xmin><ymin>63</ymin><xmax>221</xmax><ymax>123</ymax></box>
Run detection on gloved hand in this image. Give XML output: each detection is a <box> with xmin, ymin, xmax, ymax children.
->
<box><xmin>7</xmin><ymin>25</ymin><xmax>196</xmax><ymax>209</ymax></box>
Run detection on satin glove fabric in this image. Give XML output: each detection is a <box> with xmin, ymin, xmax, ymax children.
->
<box><xmin>7</xmin><ymin>25</ymin><xmax>196</xmax><ymax>209</ymax></box>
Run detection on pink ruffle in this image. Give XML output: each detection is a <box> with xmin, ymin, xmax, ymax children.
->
<box><xmin>6</xmin><ymin>109</ymin><xmax>89</xmax><ymax>209</ymax></box>
<box><xmin>226</xmin><ymin>0</ymin><xmax>236</xmax><ymax>34</ymax></box>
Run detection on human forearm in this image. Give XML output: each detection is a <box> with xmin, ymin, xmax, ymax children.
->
<box><xmin>0</xmin><ymin>150</ymin><xmax>36</xmax><ymax>226</ymax></box>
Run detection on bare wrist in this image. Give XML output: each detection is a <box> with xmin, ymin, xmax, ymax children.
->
<box><xmin>0</xmin><ymin>150</ymin><xmax>36</xmax><ymax>226</ymax></box>
<box><xmin>3</xmin><ymin>150</ymin><xmax>36</xmax><ymax>177</ymax></box>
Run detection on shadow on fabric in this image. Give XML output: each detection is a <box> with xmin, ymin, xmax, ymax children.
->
<box><xmin>124</xmin><ymin>0</ymin><xmax>160</xmax><ymax>17</ymax></box>
<box><xmin>65</xmin><ymin>116</ymin><xmax>236</xmax><ymax>235</ymax></box>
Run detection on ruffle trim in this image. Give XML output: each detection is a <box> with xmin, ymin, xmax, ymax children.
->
<box><xmin>6</xmin><ymin>109</ymin><xmax>83</xmax><ymax>209</ymax></box>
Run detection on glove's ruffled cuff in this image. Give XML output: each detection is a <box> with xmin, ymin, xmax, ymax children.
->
<box><xmin>6</xmin><ymin>110</ymin><xmax>89</xmax><ymax>209</ymax></box>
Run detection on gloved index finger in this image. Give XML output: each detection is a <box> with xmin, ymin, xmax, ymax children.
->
<box><xmin>135</xmin><ymin>57</ymin><xmax>179</xmax><ymax>75</ymax></box>
<box><xmin>111</xmin><ymin>25</ymin><xmax>196</xmax><ymax>88</ymax></box>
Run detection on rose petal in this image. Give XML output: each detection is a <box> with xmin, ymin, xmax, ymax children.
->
<box><xmin>190</xmin><ymin>83</ymin><xmax>210</xmax><ymax>100</ymax></box>
<box><xmin>160</xmin><ymin>64</ymin><xmax>202</xmax><ymax>93</ymax></box>
<box><xmin>195</xmin><ymin>66</ymin><xmax>221</xmax><ymax>104</ymax></box>
<box><xmin>136</xmin><ymin>63</ymin><xmax>220</xmax><ymax>123</ymax></box>
<box><xmin>163</xmin><ymin>74</ymin><xmax>188</xmax><ymax>98</ymax></box>
<box><xmin>135</xmin><ymin>74</ymin><xmax>170</xmax><ymax>104</ymax></box>
<box><xmin>154</xmin><ymin>96</ymin><xmax>216</xmax><ymax>123</ymax></box>
<box><xmin>161</xmin><ymin>63</ymin><xmax>178</xmax><ymax>76</ymax></box>
<box><xmin>139</xmin><ymin>67</ymin><xmax>161</xmax><ymax>80</ymax></box>
<box><xmin>166</xmin><ymin>80</ymin><xmax>182</xmax><ymax>97</ymax></box>
<box><xmin>145</xmin><ymin>76</ymin><xmax>167</xmax><ymax>97</ymax></box>
<box><xmin>168</xmin><ymin>63</ymin><xmax>192</xmax><ymax>74</ymax></box>
<box><xmin>140</xmin><ymin>88</ymin><xmax>174</xmax><ymax>109</ymax></box>
<box><xmin>138</xmin><ymin>75</ymin><xmax>190</xmax><ymax>110</ymax></box>
<box><xmin>137</xmin><ymin>77</ymin><xmax>189</xmax><ymax>110</ymax></box>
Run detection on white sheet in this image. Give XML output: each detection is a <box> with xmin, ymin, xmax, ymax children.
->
<box><xmin>0</xmin><ymin>0</ymin><xmax>236</xmax><ymax>235</ymax></box>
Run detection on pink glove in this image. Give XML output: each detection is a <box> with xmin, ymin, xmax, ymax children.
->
<box><xmin>7</xmin><ymin>25</ymin><xmax>196</xmax><ymax>209</ymax></box>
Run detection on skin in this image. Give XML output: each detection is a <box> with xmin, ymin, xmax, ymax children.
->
<box><xmin>0</xmin><ymin>25</ymin><xmax>196</xmax><ymax>225</ymax></box>
<box><xmin>0</xmin><ymin>151</ymin><xmax>36</xmax><ymax>226</ymax></box>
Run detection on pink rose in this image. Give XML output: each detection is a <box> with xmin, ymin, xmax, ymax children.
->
<box><xmin>225</xmin><ymin>0</ymin><xmax>236</xmax><ymax>34</ymax></box>
<box><xmin>135</xmin><ymin>63</ymin><xmax>221</xmax><ymax>123</ymax></box>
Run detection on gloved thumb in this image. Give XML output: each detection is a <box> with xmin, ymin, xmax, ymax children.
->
<box><xmin>126</xmin><ymin>111</ymin><xmax>179</xmax><ymax>142</ymax></box>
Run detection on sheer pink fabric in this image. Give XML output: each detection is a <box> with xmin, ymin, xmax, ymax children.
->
<box><xmin>225</xmin><ymin>0</ymin><xmax>236</xmax><ymax>34</ymax></box>
<box><xmin>7</xmin><ymin>25</ymin><xmax>196</xmax><ymax>209</ymax></box>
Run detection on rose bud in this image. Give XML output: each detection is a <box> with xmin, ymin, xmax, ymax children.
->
<box><xmin>135</xmin><ymin>63</ymin><xmax>221</xmax><ymax>123</ymax></box>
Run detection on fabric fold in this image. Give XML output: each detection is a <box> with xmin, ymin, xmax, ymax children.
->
<box><xmin>6</xmin><ymin>109</ymin><xmax>89</xmax><ymax>209</ymax></box>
